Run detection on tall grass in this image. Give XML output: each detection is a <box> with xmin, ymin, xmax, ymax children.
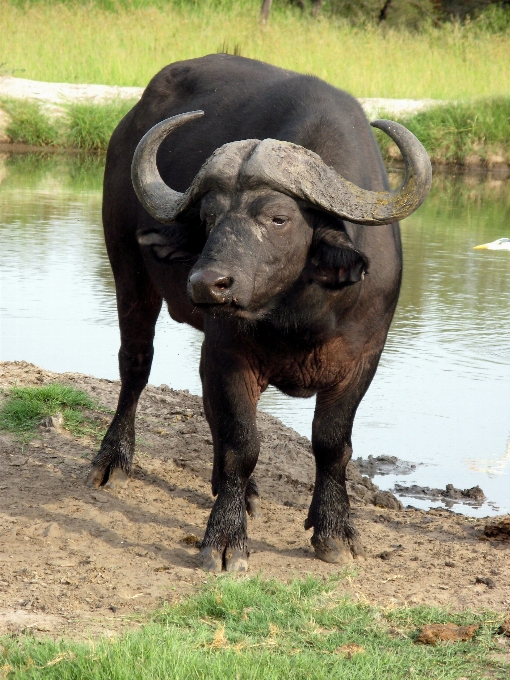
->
<box><xmin>0</xmin><ymin>1</ymin><xmax>509</xmax><ymax>99</ymax></box>
<box><xmin>0</xmin><ymin>97</ymin><xmax>138</xmax><ymax>150</ymax></box>
<box><xmin>2</xmin><ymin>95</ymin><xmax>508</xmax><ymax>165</ymax></box>
<box><xmin>374</xmin><ymin>97</ymin><xmax>510</xmax><ymax>165</ymax></box>
<box><xmin>1</xmin><ymin>575</ymin><xmax>508</xmax><ymax>679</ymax></box>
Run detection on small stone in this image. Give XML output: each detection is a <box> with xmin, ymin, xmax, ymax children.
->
<box><xmin>90</xmin><ymin>492</ymin><xmax>109</xmax><ymax>503</ymax></box>
<box><xmin>41</xmin><ymin>413</ymin><xmax>63</xmax><ymax>429</ymax></box>
<box><xmin>9</xmin><ymin>456</ymin><xmax>28</xmax><ymax>466</ymax></box>
<box><xmin>475</xmin><ymin>576</ymin><xmax>496</xmax><ymax>589</ymax></box>
<box><xmin>181</xmin><ymin>534</ymin><xmax>200</xmax><ymax>547</ymax></box>
<box><xmin>376</xmin><ymin>551</ymin><xmax>392</xmax><ymax>560</ymax></box>
<box><xmin>497</xmin><ymin>617</ymin><xmax>510</xmax><ymax>637</ymax></box>
<box><xmin>43</xmin><ymin>523</ymin><xmax>61</xmax><ymax>538</ymax></box>
<box><xmin>483</xmin><ymin>516</ymin><xmax>510</xmax><ymax>541</ymax></box>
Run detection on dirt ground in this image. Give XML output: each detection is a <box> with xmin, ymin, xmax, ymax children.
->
<box><xmin>1</xmin><ymin>361</ymin><xmax>509</xmax><ymax>640</ymax></box>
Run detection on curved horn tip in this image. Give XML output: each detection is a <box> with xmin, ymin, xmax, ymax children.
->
<box><xmin>370</xmin><ymin>118</ymin><xmax>392</xmax><ymax>128</ymax></box>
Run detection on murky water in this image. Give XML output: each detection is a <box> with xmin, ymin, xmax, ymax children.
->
<box><xmin>1</xmin><ymin>153</ymin><xmax>509</xmax><ymax>515</ymax></box>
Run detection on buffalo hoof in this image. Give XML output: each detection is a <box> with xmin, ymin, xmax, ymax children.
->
<box><xmin>105</xmin><ymin>467</ymin><xmax>129</xmax><ymax>490</ymax></box>
<box><xmin>200</xmin><ymin>546</ymin><xmax>249</xmax><ymax>572</ymax></box>
<box><xmin>86</xmin><ymin>466</ymin><xmax>129</xmax><ymax>490</ymax></box>
<box><xmin>313</xmin><ymin>536</ymin><xmax>366</xmax><ymax>564</ymax></box>
<box><xmin>246</xmin><ymin>496</ymin><xmax>262</xmax><ymax>519</ymax></box>
<box><xmin>200</xmin><ymin>546</ymin><xmax>223</xmax><ymax>572</ymax></box>
<box><xmin>225</xmin><ymin>548</ymin><xmax>248</xmax><ymax>572</ymax></box>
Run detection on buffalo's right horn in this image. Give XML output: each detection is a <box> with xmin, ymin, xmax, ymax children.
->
<box><xmin>131</xmin><ymin>112</ymin><xmax>260</xmax><ymax>225</ymax></box>
<box><xmin>131</xmin><ymin>111</ymin><xmax>204</xmax><ymax>225</ymax></box>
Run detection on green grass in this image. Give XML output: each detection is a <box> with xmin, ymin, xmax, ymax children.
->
<box><xmin>65</xmin><ymin>100</ymin><xmax>138</xmax><ymax>151</ymax></box>
<box><xmin>2</xmin><ymin>95</ymin><xmax>509</xmax><ymax>166</ymax></box>
<box><xmin>374</xmin><ymin>96</ymin><xmax>510</xmax><ymax>166</ymax></box>
<box><xmin>0</xmin><ymin>384</ymin><xmax>105</xmax><ymax>443</ymax></box>
<box><xmin>0</xmin><ymin>575</ymin><xmax>508</xmax><ymax>679</ymax></box>
<box><xmin>0</xmin><ymin>98</ymin><xmax>137</xmax><ymax>151</ymax></box>
<box><xmin>0</xmin><ymin>1</ymin><xmax>509</xmax><ymax>99</ymax></box>
<box><xmin>0</xmin><ymin>99</ymin><xmax>60</xmax><ymax>147</ymax></box>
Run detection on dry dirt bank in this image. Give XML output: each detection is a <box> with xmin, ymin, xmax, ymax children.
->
<box><xmin>1</xmin><ymin>361</ymin><xmax>509</xmax><ymax>640</ymax></box>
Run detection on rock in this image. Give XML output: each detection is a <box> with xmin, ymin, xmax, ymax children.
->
<box><xmin>181</xmin><ymin>534</ymin><xmax>200</xmax><ymax>547</ymax></box>
<box><xmin>373</xmin><ymin>491</ymin><xmax>403</xmax><ymax>511</ymax></box>
<box><xmin>475</xmin><ymin>576</ymin><xmax>496</xmax><ymax>589</ymax></box>
<box><xmin>43</xmin><ymin>522</ymin><xmax>61</xmax><ymax>538</ymax></box>
<box><xmin>90</xmin><ymin>492</ymin><xmax>109</xmax><ymax>503</ymax></box>
<box><xmin>415</xmin><ymin>623</ymin><xmax>479</xmax><ymax>645</ymax></box>
<box><xmin>394</xmin><ymin>483</ymin><xmax>485</xmax><ymax>506</ymax></box>
<box><xmin>483</xmin><ymin>516</ymin><xmax>510</xmax><ymax>541</ymax></box>
<box><xmin>498</xmin><ymin>617</ymin><xmax>510</xmax><ymax>637</ymax></box>
<box><xmin>41</xmin><ymin>413</ymin><xmax>63</xmax><ymax>429</ymax></box>
<box><xmin>9</xmin><ymin>456</ymin><xmax>28</xmax><ymax>466</ymax></box>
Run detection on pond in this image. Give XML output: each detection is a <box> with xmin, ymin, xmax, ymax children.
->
<box><xmin>1</xmin><ymin>153</ymin><xmax>510</xmax><ymax>516</ymax></box>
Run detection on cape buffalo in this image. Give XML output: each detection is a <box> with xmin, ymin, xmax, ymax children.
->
<box><xmin>87</xmin><ymin>54</ymin><xmax>431</xmax><ymax>572</ymax></box>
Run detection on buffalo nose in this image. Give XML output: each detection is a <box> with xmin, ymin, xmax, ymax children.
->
<box><xmin>188</xmin><ymin>269</ymin><xmax>234</xmax><ymax>305</ymax></box>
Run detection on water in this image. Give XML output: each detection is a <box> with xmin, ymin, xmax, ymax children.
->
<box><xmin>1</xmin><ymin>154</ymin><xmax>510</xmax><ymax>516</ymax></box>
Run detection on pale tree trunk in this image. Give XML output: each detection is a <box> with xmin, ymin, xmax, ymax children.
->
<box><xmin>312</xmin><ymin>0</ymin><xmax>324</xmax><ymax>17</ymax></box>
<box><xmin>260</xmin><ymin>0</ymin><xmax>273</xmax><ymax>24</ymax></box>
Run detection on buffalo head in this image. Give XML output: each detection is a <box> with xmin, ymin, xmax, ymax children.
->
<box><xmin>132</xmin><ymin>111</ymin><xmax>431</xmax><ymax>318</ymax></box>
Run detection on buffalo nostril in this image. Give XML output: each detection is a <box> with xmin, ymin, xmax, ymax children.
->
<box><xmin>213</xmin><ymin>276</ymin><xmax>233</xmax><ymax>291</ymax></box>
<box><xmin>189</xmin><ymin>270</ymin><xmax>234</xmax><ymax>305</ymax></box>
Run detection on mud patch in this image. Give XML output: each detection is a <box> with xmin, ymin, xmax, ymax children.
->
<box><xmin>394</xmin><ymin>483</ymin><xmax>486</xmax><ymax>508</ymax></box>
<box><xmin>354</xmin><ymin>455</ymin><xmax>417</xmax><ymax>477</ymax></box>
<box><xmin>1</xmin><ymin>361</ymin><xmax>510</xmax><ymax>640</ymax></box>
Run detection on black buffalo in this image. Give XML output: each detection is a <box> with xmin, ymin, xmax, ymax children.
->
<box><xmin>87</xmin><ymin>54</ymin><xmax>431</xmax><ymax>572</ymax></box>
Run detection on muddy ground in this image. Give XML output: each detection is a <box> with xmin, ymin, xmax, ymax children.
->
<box><xmin>1</xmin><ymin>361</ymin><xmax>509</xmax><ymax>640</ymax></box>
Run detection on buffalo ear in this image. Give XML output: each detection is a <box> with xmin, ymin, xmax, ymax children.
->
<box><xmin>310</xmin><ymin>226</ymin><xmax>368</xmax><ymax>288</ymax></box>
<box><xmin>136</xmin><ymin>220</ymin><xmax>205</xmax><ymax>261</ymax></box>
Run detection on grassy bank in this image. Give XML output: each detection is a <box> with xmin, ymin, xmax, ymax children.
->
<box><xmin>1</xmin><ymin>95</ymin><xmax>509</xmax><ymax>166</ymax></box>
<box><xmin>0</xmin><ymin>384</ymin><xmax>108</xmax><ymax>443</ymax></box>
<box><xmin>0</xmin><ymin>1</ymin><xmax>509</xmax><ymax>100</ymax></box>
<box><xmin>375</xmin><ymin>96</ymin><xmax>510</xmax><ymax>167</ymax></box>
<box><xmin>0</xmin><ymin>98</ymin><xmax>138</xmax><ymax>152</ymax></box>
<box><xmin>1</xmin><ymin>575</ymin><xmax>509</xmax><ymax>679</ymax></box>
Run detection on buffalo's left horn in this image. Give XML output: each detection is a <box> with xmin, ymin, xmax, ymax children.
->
<box><xmin>131</xmin><ymin>111</ymin><xmax>204</xmax><ymax>225</ymax></box>
<box><xmin>242</xmin><ymin>120</ymin><xmax>432</xmax><ymax>225</ymax></box>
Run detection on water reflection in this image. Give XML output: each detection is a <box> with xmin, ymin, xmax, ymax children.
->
<box><xmin>1</xmin><ymin>153</ymin><xmax>509</xmax><ymax>515</ymax></box>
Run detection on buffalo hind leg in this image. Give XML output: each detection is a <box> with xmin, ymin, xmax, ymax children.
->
<box><xmin>86</xmin><ymin>288</ymin><xmax>162</xmax><ymax>490</ymax></box>
<box><xmin>306</xmin><ymin>360</ymin><xmax>378</xmax><ymax>563</ymax></box>
<box><xmin>199</xmin><ymin>343</ymin><xmax>261</xmax><ymax>572</ymax></box>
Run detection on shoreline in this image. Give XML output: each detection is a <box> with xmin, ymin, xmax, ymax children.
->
<box><xmin>1</xmin><ymin>77</ymin><xmax>508</xmax><ymax>170</ymax></box>
<box><xmin>1</xmin><ymin>359</ymin><xmax>510</xmax><ymax>633</ymax></box>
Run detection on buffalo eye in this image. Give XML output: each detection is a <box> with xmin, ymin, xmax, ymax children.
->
<box><xmin>271</xmin><ymin>216</ymin><xmax>287</xmax><ymax>226</ymax></box>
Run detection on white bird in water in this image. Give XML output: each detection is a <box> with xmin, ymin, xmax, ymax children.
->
<box><xmin>473</xmin><ymin>238</ymin><xmax>510</xmax><ymax>251</ymax></box>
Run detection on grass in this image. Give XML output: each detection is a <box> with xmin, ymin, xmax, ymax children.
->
<box><xmin>0</xmin><ymin>384</ymin><xmax>106</xmax><ymax>443</ymax></box>
<box><xmin>0</xmin><ymin>98</ymin><xmax>137</xmax><ymax>151</ymax></box>
<box><xmin>0</xmin><ymin>1</ymin><xmax>509</xmax><ymax>99</ymax></box>
<box><xmin>0</xmin><ymin>575</ymin><xmax>508</xmax><ymax>679</ymax></box>
<box><xmin>374</xmin><ymin>96</ymin><xmax>510</xmax><ymax>166</ymax></box>
<box><xmin>1</xmin><ymin>94</ymin><xmax>509</xmax><ymax>165</ymax></box>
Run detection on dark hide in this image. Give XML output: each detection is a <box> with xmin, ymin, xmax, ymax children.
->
<box><xmin>89</xmin><ymin>54</ymin><xmax>402</xmax><ymax>571</ymax></box>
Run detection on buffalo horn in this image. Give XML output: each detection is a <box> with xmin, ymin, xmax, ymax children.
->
<box><xmin>241</xmin><ymin>119</ymin><xmax>432</xmax><ymax>225</ymax></box>
<box><xmin>131</xmin><ymin>111</ymin><xmax>205</xmax><ymax>225</ymax></box>
<box><xmin>132</xmin><ymin>114</ymin><xmax>431</xmax><ymax>227</ymax></box>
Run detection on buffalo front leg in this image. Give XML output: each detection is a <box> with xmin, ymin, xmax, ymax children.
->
<box><xmin>306</xmin><ymin>362</ymin><xmax>378</xmax><ymax>564</ymax></box>
<box><xmin>199</xmin><ymin>343</ymin><xmax>261</xmax><ymax>573</ymax></box>
<box><xmin>86</xmin><ymin>287</ymin><xmax>162</xmax><ymax>490</ymax></box>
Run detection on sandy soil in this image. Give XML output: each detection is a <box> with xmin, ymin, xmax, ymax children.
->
<box><xmin>0</xmin><ymin>75</ymin><xmax>444</xmax><ymax>145</ymax></box>
<box><xmin>1</xmin><ymin>361</ymin><xmax>509</xmax><ymax>640</ymax></box>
